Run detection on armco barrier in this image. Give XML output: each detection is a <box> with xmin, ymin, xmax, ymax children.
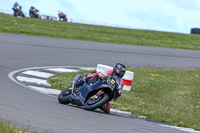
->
<box><xmin>96</xmin><ymin>64</ymin><xmax>134</xmax><ymax>91</ymax></box>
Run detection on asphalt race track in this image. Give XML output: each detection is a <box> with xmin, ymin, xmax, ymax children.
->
<box><xmin>0</xmin><ymin>33</ymin><xmax>200</xmax><ymax>133</ymax></box>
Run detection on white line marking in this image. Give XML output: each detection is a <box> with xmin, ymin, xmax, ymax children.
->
<box><xmin>79</xmin><ymin>67</ymin><xmax>96</xmax><ymax>70</ymax></box>
<box><xmin>22</xmin><ymin>70</ymin><xmax>54</xmax><ymax>78</ymax></box>
<box><xmin>46</xmin><ymin>68</ymin><xmax>78</xmax><ymax>73</ymax></box>
<box><xmin>110</xmin><ymin>108</ymin><xmax>131</xmax><ymax>115</ymax></box>
<box><xmin>46</xmin><ymin>67</ymin><xmax>95</xmax><ymax>73</ymax></box>
<box><xmin>17</xmin><ymin>76</ymin><xmax>51</xmax><ymax>86</ymax></box>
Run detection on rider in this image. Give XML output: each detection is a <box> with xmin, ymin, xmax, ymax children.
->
<box><xmin>74</xmin><ymin>63</ymin><xmax>126</xmax><ymax>113</ymax></box>
<box><xmin>12</xmin><ymin>2</ymin><xmax>20</xmax><ymax>16</ymax></box>
<box><xmin>58</xmin><ymin>11</ymin><xmax>67</xmax><ymax>21</ymax></box>
<box><xmin>12</xmin><ymin>2</ymin><xmax>24</xmax><ymax>17</ymax></box>
<box><xmin>13</xmin><ymin>2</ymin><xmax>20</xmax><ymax>9</ymax></box>
<box><xmin>29</xmin><ymin>6</ymin><xmax>35</xmax><ymax>17</ymax></box>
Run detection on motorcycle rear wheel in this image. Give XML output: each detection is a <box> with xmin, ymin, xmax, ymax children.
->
<box><xmin>84</xmin><ymin>93</ymin><xmax>109</xmax><ymax>111</ymax></box>
<box><xmin>58</xmin><ymin>87</ymin><xmax>72</xmax><ymax>104</ymax></box>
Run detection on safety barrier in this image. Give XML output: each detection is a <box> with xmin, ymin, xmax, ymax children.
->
<box><xmin>96</xmin><ymin>64</ymin><xmax>134</xmax><ymax>91</ymax></box>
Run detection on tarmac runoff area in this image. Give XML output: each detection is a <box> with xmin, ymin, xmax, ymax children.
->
<box><xmin>8</xmin><ymin>66</ymin><xmax>200</xmax><ymax>133</ymax></box>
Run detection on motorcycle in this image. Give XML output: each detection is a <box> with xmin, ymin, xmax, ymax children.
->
<box><xmin>58</xmin><ymin>12</ymin><xmax>67</xmax><ymax>22</ymax></box>
<box><xmin>30</xmin><ymin>9</ymin><xmax>40</xmax><ymax>18</ymax></box>
<box><xmin>12</xmin><ymin>6</ymin><xmax>25</xmax><ymax>17</ymax></box>
<box><xmin>58</xmin><ymin>73</ymin><xmax>121</xmax><ymax>112</ymax></box>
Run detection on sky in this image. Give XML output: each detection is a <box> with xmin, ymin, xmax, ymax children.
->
<box><xmin>0</xmin><ymin>0</ymin><xmax>200</xmax><ymax>34</ymax></box>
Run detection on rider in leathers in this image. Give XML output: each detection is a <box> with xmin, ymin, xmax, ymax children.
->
<box><xmin>29</xmin><ymin>6</ymin><xmax>36</xmax><ymax>17</ymax></box>
<box><xmin>12</xmin><ymin>2</ymin><xmax>24</xmax><ymax>17</ymax></box>
<box><xmin>58</xmin><ymin>11</ymin><xmax>67</xmax><ymax>21</ymax></box>
<box><xmin>74</xmin><ymin>63</ymin><xmax>126</xmax><ymax>113</ymax></box>
<box><xmin>13</xmin><ymin>2</ymin><xmax>20</xmax><ymax>9</ymax></box>
<box><xmin>12</xmin><ymin>2</ymin><xmax>20</xmax><ymax>16</ymax></box>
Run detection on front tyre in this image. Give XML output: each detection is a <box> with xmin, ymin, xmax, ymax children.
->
<box><xmin>58</xmin><ymin>87</ymin><xmax>72</xmax><ymax>104</ymax></box>
<box><xmin>84</xmin><ymin>93</ymin><xmax>109</xmax><ymax>111</ymax></box>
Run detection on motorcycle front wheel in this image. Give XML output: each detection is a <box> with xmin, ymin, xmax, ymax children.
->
<box><xmin>58</xmin><ymin>87</ymin><xmax>72</xmax><ymax>104</ymax></box>
<box><xmin>84</xmin><ymin>93</ymin><xmax>109</xmax><ymax>111</ymax></box>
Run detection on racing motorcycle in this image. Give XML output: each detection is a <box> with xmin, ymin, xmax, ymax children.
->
<box><xmin>30</xmin><ymin>9</ymin><xmax>40</xmax><ymax>18</ymax></box>
<box><xmin>12</xmin><ymin>6</ymin><xmax>25</xmax><ymax>17</ymax></box>
<box><xmin>58</xmin><ymin>73</ymin><xmax>121</xmax><ymax>112</ymax></box>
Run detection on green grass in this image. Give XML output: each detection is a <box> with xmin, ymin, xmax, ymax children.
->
<box><xmin>0</xmin><ymin>121</ymin><xmax>31</xmax><ymax>133</ymax></box>
<box><xmin>48</xmin><ymin>68</ymin><xmax>200</xmax><ymax>131</ymax></box>
<box><xmin>0</xmin><ymin>13</ymin><xmax>200</xmax><ymax>50</ymax></box>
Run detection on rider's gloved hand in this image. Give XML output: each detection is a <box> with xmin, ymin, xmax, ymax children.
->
<box><xmin>82</xmin><ymin>76</ymin><xmax>88</xmax><ymax>83</ymax></box>
<box><xmin>73</xmin><ymin>77</ymin><xmax>88</xmax><ymax>88</ymax></box>
<box><xmin>72</xmin><ymin>74</ymin><xmax>88</xmax><ymax>88</ymax></box>
<box><xmin>98</xmin><ymin>73</ymin><xmax>105</xmax><ymax>80</ymax></box>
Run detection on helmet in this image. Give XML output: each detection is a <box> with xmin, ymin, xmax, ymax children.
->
<box><xmin>113</xmin><ymin>63</ymin><xmax>126</xmax><ymax>78</ymax></box>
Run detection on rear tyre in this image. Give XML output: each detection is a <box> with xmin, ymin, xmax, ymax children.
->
<box><xmin>58</xmin><ymin>87</ymin><xmax>72</xmax><ymax>104</ymax></box>
<box><xmin>84</xmin><ymin>93</ymin><xmax>109</xmax><ymax>111</ymax></box>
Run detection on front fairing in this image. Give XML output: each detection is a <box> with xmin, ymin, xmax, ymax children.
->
<box><xmin>70</xmin><ymin>84</ymin><xmax>90</xmax><ymax>106</ymax></box>
<box><xmin>70</xmin><ymin>80</ymin><xmax>109</xmax><ymax>106</ymax></box>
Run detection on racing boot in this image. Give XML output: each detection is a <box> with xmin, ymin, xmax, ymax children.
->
<box><xmin>99</xmin><ymin>102</ymin><xmax>110</xmax><ymax>113</ymax></box>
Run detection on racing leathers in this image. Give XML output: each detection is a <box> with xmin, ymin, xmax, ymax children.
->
<box><xmin>58</xmin><ymin>12</ymin><xmax>67</xmax><ymax>21</ymax></box>
<box><xmin>13</xmin><ymin>2</ymin><xmax>19</xmax><ymax>9</ymax></box>
<box><xmin>29</xmin><ymin>6</ymin><xmax>36</xmax><ymax>17</ymax></box>
<box><xmin>12</xmin><ymin>2</ymin><xmax>20</xmax><ymax>15</ymax></box>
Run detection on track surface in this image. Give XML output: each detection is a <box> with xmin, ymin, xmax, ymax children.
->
<box><xmin>0</xmin><ymin>33</ymin><xmax>200</xmax><ymax>133</ymax></box>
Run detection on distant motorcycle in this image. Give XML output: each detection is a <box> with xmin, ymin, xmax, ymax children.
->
<box><xmin>29</xmin><ymin>8</ymin><xmax>40</xmax><ymax>18</ymax></box>
<box><xmin>12</xmin><ymin>6</ymin><xmax>25</xmax><ymax>17</ymax></box>
<box><xmin>58</xmin><ymin>74</ymin><xmax>121</xmax><ymax>112</ymax></box>
<box><xmin>58</xmin><ymin>12</ymin><xmax>67</xmax><ymax>22</ymax></box>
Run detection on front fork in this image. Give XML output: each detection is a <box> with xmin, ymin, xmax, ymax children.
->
<box><xmin>71</xmin><ymin>83</ymin><xmax>75</xmax><ymax>94</ymax></box>
<box><xmin>90</xmin><ymin>90</ymin><xmax>104</xmax><ymax>100</ymax></box>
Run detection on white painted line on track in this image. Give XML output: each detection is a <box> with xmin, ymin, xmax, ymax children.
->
<box><xmin>17</xmin><ymin>76</ymin><xmax>51</xmax><ymax>86</ymax></box>
<box><xmin>46</xmin><ymin>68</ymin><xmax>78</xmax><ymax>73</ymax></box>
<box><xmin>110</xmin><ymin>108</ymin><xmax>131</xmax><ymax>115</ymax></box>
<box><xmin>22</xmin><ymin>70</ymin><xmax>54</xmax><ymax>78</ymax></box>
<box><xmin>79</xmin><ymin>67</ymin><xmax>97</xmax><ymax>70</ymax></box>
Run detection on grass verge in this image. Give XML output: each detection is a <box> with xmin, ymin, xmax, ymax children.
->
<box><xmin>0</xmin><ymin>13</ymin><xmax>200</xmax><ymax>50</ymax></box>
<box><xmin>0</xmin><ymin>121</ymin><xmax>31</xmax><ymax>133</ymax></box>
<box><xmin>48</xmin><ymin>68</ymin><xmax>200</xmax><ymax>131</ymax></box>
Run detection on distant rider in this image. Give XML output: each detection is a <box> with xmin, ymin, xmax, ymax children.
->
<box><xmin>13</xmin><ymin>2</ymin><xmax>20</xmax><ymax>9</ymax></box>
<box><xmin>12</xmin><ymin>2</ymin><xmax>24</xmax><ymax>17</ymax></box>
<box><xmin>29</xmin><ymin>6</ymin><xmax>35</xmax><ymax>17</ymax></box>
<box><xmin>12</xmin><ymin>2</ymin><xmax>20</xmax><ymax>16</ymax></box>
<box><xmin>74</xmin><ymin>63</ymin><xmax>126</xmax><ymax>113</ymax></box>
<box><xmin>58</xmin><ymin>11</ymin><xmax>67</xmax><ymax>21</ymax></box>
<box><xmin>29</xmin><ymin>6</ymin><xmax>39</xmax><ymax>18</ymax></box>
